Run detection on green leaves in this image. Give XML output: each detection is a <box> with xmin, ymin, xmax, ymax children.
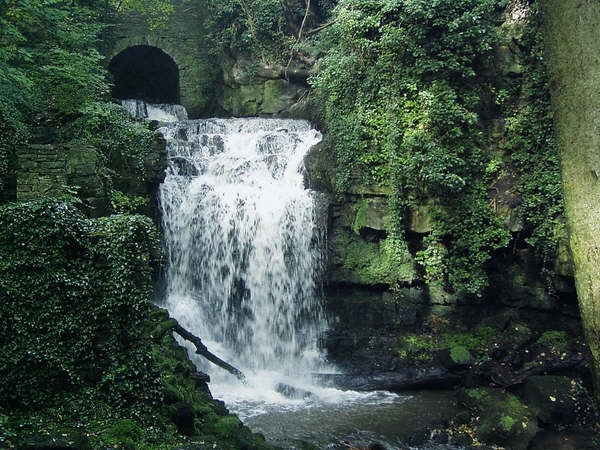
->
<box><xmin>111</xmin><ymin>0</ymin><xmax>175</xmax><ymax>30</ymax></box>
<box><xmin>39</xmin><ymin>48</ymin><xmax>108</xmax><ymax>115</ymax></box>
<box><xmin>205</xmin><ymin>0</ymin><xmax>287</xmax><ymax>63</ymax></box>
<box><xmin>60</xmin><ymin>101</ymin><xmax>159</xmax><ymax>183</ymax></box>
<box><xmin>0</xmin><ymin>199</ymin><xmax>160</xmax><ymax>409</ymax></box>
<box><xmin>0</xmin><ymin>0</ymin><xmax>111</xmax><ymax>191</ymax></box>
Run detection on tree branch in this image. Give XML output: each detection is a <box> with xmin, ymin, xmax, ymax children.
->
<box><xmin>172</xmin><ymin>321</ymin><xmax>246</xmax><ymax>383</ymax></box>
<box><xmin>285</xmin><ymin>0</ymin><xmax>311</xmax><ymax>80</ymax></box>
<box><xmin>305</xmin><ymin>21</ymin><xmax>336</xmax><ymax>36</ymax></box>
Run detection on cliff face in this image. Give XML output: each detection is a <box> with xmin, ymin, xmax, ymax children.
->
<box><xmin>542</xmin><ymin>0</ymin><xmax>600</xmax><ymax>395</ymax></box>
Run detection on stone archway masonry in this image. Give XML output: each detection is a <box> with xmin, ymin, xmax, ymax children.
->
<box><xmin>106</xmin><ymin>0</ymin><xmax>218</xmax><ymax>118</ymax></box>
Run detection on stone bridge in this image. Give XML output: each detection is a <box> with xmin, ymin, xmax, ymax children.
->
<box><xmin>105</xmin><ymin>0</ymin><xmax>311</xmax><ymax>118</ymax></box>
<box><xmin>106</xmin><ymin>0</ymin><xmax>217</xmax><ymax>118</ymax></box>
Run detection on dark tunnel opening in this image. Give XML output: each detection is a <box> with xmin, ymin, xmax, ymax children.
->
<box><xmin>109</xmin><ymin>45</ymin><xmax>179</xmax><ymax>104</ymax></box>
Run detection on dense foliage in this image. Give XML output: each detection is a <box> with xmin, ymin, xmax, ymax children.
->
<box><xmin>0</xmin><ymin>0</ymin><xmax>162</xmax><ymax>207</ymax></box>
<box><xmin>204</xmin><ymin>0</ymin><xmax>336</xmax><ymax>65</ymax></box>
<box><xmin>0</xmin><ymin>199</ymin><xmax>160</xmax><ymax>441</ymax></box>
<box><xmin>312</xmin><ymin>0</ymin><xmax>511</xmax><ymax>295</ymax></box>
<box><xmin>59</xmin><ymin>102</ymin><xmax>163</xmax><ymax>186</ymax></box>
<box><xmin>501</xmin><ymin>3</ymin><xmax>564</xmax><ymax>288</ymax></box>
<box><xmin>205</xmin><ymin>0</ymin><xmax>288</xmax><ymax>63</ymax></box>
<box><xmin>0</xmin><ymin>199</ymin><xmax>269</xmax><ymax>449</ymax></box>
<box><xmin>0</xmin><ymin>0</ymin><xmax>107</xmax><ymax>190</ymax></box>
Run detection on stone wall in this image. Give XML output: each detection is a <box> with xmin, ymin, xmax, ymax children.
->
<box><xmin>16</xmin><ymin>130</ymin><xmax>166</xmax><ymax>218</ymax></box>
<box><xmin>17</xmin><ymin>145</ymin><xmax>67</xmax><ymax>201</ymax></box>
<box><xmin>17</xmin><ymin>143</ymin><xmax>107</xmax><ymax>216</ymax></box>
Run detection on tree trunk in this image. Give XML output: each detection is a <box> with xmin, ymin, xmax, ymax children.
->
<box><xmin>541</xmin><ymin>0</ymin><xmax>600</xmax><ymax>397</ymax></box>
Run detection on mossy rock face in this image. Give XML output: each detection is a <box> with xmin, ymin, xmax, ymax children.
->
<box><xmin>459</xmin><ymin>388</ymin><xmax>538</xmax><ymax>449</ymax></box>
<box><xmin>304</xmin><ymin>142</ymin><xmax>336</xmax><ymax>192</ymax></box>
<box><xmin>449</xmin><ymin>345</ymin><xmax>472</xmax><ymax>366</ymax></box>
<box><xmin>219</xmin><ymin>72</ymin><xmax>307</xmax><ymax>117</ymax></box>
<box><xmin>341</xmin><ymin>197</ymin><xmax>389</xmax><ymax>233</ymax></box>
<box><xmin>521</xmin><ymin>376</ymin><xmax>583</xmax><ymax>425</ymax></box>
<box><xmin>408</xmin><ymin>201</ymin><xmax>434</xmax><ymax>234</ymax></box>
<box><xmin>328</xmin><ymin>227</ymin><xmax>416</xmax><ymax>286</ymax></box>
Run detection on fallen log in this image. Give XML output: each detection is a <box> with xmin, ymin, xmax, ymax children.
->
<box><xmin>172</xmin><ymin>321</ymin><xmax>246</xmax><ymax>383</ymax></box>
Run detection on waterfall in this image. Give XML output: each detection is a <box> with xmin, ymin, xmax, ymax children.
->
<box><xmin>155</xmin><ymin>107</ymin><xmax>329</xmax><ymax>391</ymax></box>
<box><xmin>125</xmin><ymin>101</ymin><xmax>455</xmax><ymax>449</ymax></box>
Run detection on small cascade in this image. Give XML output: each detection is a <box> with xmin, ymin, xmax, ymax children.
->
<box><xmin>121</xmin><ymin>99</ymin><xmax>188</xmax><ymax>122</ymax></box>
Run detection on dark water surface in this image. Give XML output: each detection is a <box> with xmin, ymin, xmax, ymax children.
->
<box><xmin>234</xmin><ymin>389</ymin><xmax>461</xmax><ymax>449</ymax></box>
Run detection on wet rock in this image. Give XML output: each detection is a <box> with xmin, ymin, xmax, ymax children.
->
<box><xmin>313</xmin><ymin>367</ymin><xmax>461</xmax><ymax>391</ymax></box>
<box><xmin>275</xmin><ymin>382</ymin><xmax>313</xmax><ymax>399</ymax></box>
<box><xmin>367</xmin><ymin>441</ymin><xmax>389</xmax><ymax>450</ymax></box>
<box><xmin>458</xmin><ymin>387</ymin><xmax>538</xmax><ymax>449</ymax></box>
<box><xmin>529</xmin><ymin>430</ymin><xmax>600</xmax><ymax>450</ymax></box>
<box><xmin>451</xmin><ymin>431</ymin><xmax>473</xmax><ymax>447</ymax></box>
<box><xmin>521</xmin><ymin>375</ymin><xmax>578</xmax><ymax>425</ymax></box>
<box><xmin>430</xmin><ymin>429</ymin><xmax>450</xmax><ymax>445</ymax></box>
<box><xmin>406</xmin><ymin>428</ymin><xmax>431</xmax><ymax>447</ymax></box>
<box><xmin>169</xmin><ymin>401</ymin><xmax>196</xmax><ymax>436</ymax></box>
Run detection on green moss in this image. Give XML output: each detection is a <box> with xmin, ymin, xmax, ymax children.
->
<box><xmin>102</xmin><ymin>419</ymin><xmax>145</xmax><ymax>449</ymax></box>
<box><xmin>498</xmin><ymin>414</ymin><xmax>516</xmax><ymax>432</ymax></box>
<box><xmin>397</xmin><ymin>325</ymin><xmax>500</xmax><ymax>364</ymax></box>
<box><xmin>337</xmin><ymin>229</ymin><xmax>415</xmax><ymax>286</ymax></box>
<box><xmin>536</xmin><ymin>330</ymin><xmax>568</xmax><ymax>352</ymax></box>
<box><xmin>449</xmin><ymin>345</ymin><xmax>472</xmax><ymax>365</ymax></box>
<box><xmin>463</xmin><ymin>388</ymin><xmax>537</xmax><ymax>448</ymax></box>
<box><xmin>466</xmin><ymin>388</ymin><xmax>487</xmax><ymax>402</ymax></box>
<box><xmin>351</xmin><ymin>199</ymin><xmax>370</xmax><ymax>234</ymax></box>
<box><xmin>213</xmin><ymin>416</ymin><xmax>243</xmax><ymax>438</ymax></box>
<box><xmin>397</xmin><ymin>334</ymin><xmax>438</xmax><ymax>361</ymax></box>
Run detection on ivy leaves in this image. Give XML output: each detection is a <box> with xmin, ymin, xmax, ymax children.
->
<box><xmin>0</xmin><ymin>199</ymin><xmax>160</xmax><ymax>409</ymax></box>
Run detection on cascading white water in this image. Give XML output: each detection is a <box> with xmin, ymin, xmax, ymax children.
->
<box><xmin>122</xmin><ymin>99</ymin><xmax>188</xmax><ymax>122</ymax></box>
<box><xmin>157</xmin><ymin>111</ymin><xmax>329</xmax><ymax>389</ymax></box>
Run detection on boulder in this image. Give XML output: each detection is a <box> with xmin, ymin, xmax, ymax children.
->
<box><xmin>458</xmin><ymin>388</ymin><xmax>538</xmax><ymax>449</ymax></box>
<box><xmin>521</xmin><ymin>376</ymin><xmax>578</xmax><ymax>425</ymax></box>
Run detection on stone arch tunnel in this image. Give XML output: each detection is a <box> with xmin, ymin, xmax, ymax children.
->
<box><xmin>108</xmin><ymin>45</ymin><xmax>180</xmax><ymax>104</ymax></box>
<box><xmin>105</xmin><ymin>0</ymin><xmax>218</xmax><ymax>118</ymax></box>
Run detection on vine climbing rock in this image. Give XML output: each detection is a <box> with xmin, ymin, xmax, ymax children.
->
<box><xmin>541</xmin><ymin>0</ymin><xmax>600</xmax><ymax>398</ymax></box>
